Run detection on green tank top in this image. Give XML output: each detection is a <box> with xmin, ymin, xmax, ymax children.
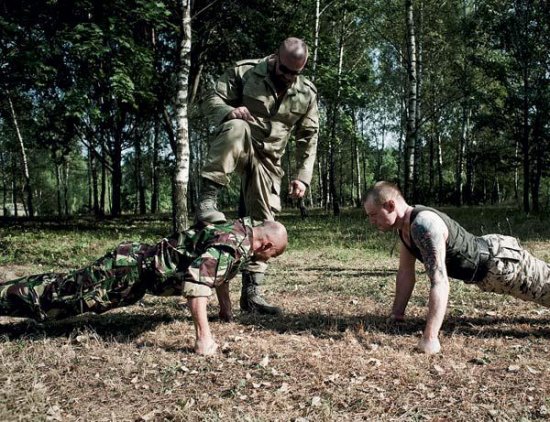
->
<box><xmin>399</xmin><ymin>206</ymin><xmax>489</xmax><ymax>282</ymax></box>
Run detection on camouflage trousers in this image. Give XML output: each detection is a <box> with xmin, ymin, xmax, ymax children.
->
<box><xmin>476</xmin><ymin>235</ymin><xmax>550</xmax><ymax>306</ymax></box>
<box><xmin>0</xmin><ymin>242</ymin><xmax>183</xmax><ymax>321</ymax></box>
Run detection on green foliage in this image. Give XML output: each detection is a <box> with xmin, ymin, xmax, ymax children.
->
<box><xmin>0</xmin><ymin>0</ymin><xmax>548</xmax><ymax>217</ymax></box>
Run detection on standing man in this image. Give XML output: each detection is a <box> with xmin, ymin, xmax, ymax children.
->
<box><xmin>0</xmin><ymin>219</ymin><xmax>288</xmax><ymax>355</ymax></box>
<box><xmin>197</xmin><ymin>37</ymin><xmax>319</xmax><ymax>315</ymax></box>
<box><xmin>363</xmin><ymin>181</ymin><xmax>550</xmax><ymax>355</ymax></box>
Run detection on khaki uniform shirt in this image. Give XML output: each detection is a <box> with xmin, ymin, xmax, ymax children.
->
<box><xmin>202</xmin><ymin>56</ymin><xmax>319</xmax><ymax>185</ymax></box>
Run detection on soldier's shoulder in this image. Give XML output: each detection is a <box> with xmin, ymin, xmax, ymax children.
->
<box><xmin>235</xmin><ymin>58</ymin><xmax>263</xmax><ymax>68</ymax></box>
<box><xmin>300</xmin><ymin>76</ymin><xmax>317</xmax><ymax>94</ymax></box>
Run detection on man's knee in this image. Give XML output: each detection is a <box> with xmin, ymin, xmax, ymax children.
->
<box><xmin>218</xmin><ymin>119</ymin><xmax>251</xmax><ymax>140</ymax></box>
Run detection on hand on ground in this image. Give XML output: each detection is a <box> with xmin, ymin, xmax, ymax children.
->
<box><xmin>416</xmin><ymin>336</ymin><xmax>441</xmax><ymax>354</ymax></box>
<box><xmin>385</xmin><ymin>313</ymin><xmax>405</xmax><ymax>324</ymax></box>
<box><xmin>195</xmin><ymin>338</ymin><xmax>218</xmax><ymax>356</ymax></box>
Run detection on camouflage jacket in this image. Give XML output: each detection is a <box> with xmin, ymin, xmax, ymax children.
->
<box><xmin>202</xmin><ymin>56</ymin><xmax>319</xmax><ymax>185</ymax></box>
<box><xmin>143</xmin><ymin>217</ymin><xmax>254</xmax><ymax>294</ymax></box>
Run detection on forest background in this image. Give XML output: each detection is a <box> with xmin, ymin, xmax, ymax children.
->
<box><xmin>0</xmin><ymin>0</ymin><xmax>549</xmax><ymax>226</ymax></box>
<box><xmin>2</xmin><ymin>1</ymin><xmax>550</xmax><ymax>420</ymax></box>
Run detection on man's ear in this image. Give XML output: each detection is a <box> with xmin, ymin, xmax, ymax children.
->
<box><xmin>384</xmin><ymin>200</ymin><xmax>395</xmax><ymax>212</ymax></box>
<box><xmin>261</xmin><ymin>241</ymin><xmax>273</xmax><ymax>251</ymax></box>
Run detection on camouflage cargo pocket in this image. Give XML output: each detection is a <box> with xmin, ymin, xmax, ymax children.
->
<box><xmin>491</xmin><ymin>236</ymin><xmax>521</xmax><ymax>277</ymax></box>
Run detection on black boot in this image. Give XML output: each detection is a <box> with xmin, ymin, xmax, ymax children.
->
<box><xmin>240</xmin><ymin>271</ymin><xmax>282</xmax><ymax>315</ymax></box>
<box><xmin>196</xmin><ymin>178</ymin><xmax>227</xmax><ymax>224</ymax></box>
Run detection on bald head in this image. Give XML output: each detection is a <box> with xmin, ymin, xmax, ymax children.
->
<box><xmin>252</xmin><ymin>221</ymin><xmax>288</xmax><ymax>261</ymax></box>
<box><xmin>279</xmin><ymin>37</ymin><xmax>308</xmax><ymax>61</ymax></box>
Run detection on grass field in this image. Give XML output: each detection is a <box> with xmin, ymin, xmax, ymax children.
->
<box><xmin>1</xmin><ymin>207</ymin><xmax>550</xmax><ymax>421</ymax></box>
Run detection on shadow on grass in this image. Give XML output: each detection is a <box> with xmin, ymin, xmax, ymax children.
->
<box><xmin>236</xmin><ymin>311</ymin><xmax>550</xmax><ymax>345</ymax></box>
<box><xmin>2</xmin><ymin>308</ymin><xmax>549</xmax><ymax>349</ymax></box>
<box><xmin>0</xmin><ymin>309</ymin><xmax>192</xmax><ymax>342</ymax></box>
<box><xmin>300</xmin><ymin>268</ymin><xmax>398</xmax><ymax>276</ymax></box>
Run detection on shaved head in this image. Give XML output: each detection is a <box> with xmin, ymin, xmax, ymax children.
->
<box><xmin>259</xmin><ymin>220</ymin><xmax>288</xmax><ymax>257</ymax></box>
<box><xmin>364</xmin><ymin>181</ymin><xmax>404</xmax><ymax>206</ymax></box>
<box><xmin>252</xmin><ymin>220</ymin><xmax>288</xmax><ymax>261</ymax></box>
<box><xmin>279</xmin><ymin>37</ymin><xmax>308</xmax><ymax>61</ymax></box>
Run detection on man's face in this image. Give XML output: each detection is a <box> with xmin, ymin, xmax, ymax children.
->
<box><xmin>364</xmin><ymin>198</ymin><xmax>396</xmax><ymax>232</ymax></box>
<box><xmin>251</xmin><ymin>245</ymin><xmax>279</xmax><ymax>263</ymax></box>
<box><xmin>273</xmin><ymin>49</ymin><xmax>307</xmax><ymax>88</ymax></box>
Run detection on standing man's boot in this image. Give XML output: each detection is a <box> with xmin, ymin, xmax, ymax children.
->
<box><xmin>196</xmin><ymin>178</ymin><xmax>227</xmax><ymax>224</ymax></box>
<box><xmin>240</xmin><ymin>271</ymin><xmax>282</xmax><ymax>315</ymax></box>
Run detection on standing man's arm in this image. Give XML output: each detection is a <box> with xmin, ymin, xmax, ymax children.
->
<box><xmin>290</xmin><ymin>92</ymin><xmax>319</xmax><ymax>198</ymax></box>
<box><xmin>202</xmin><ymin>67</ymin><xmax>249</xmax><ymax>126</ymax></box>
<box><xmin>389</xmin><ymin>242</ymin><xmax>417</xmax><ymax>321</ymax></box>
<box><xmin>410</xmin><ymin>212</ymin><xmax>449</xmax><ymax>354</ymax></box>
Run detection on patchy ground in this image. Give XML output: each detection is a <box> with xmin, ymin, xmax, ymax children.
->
<box><xmin>1</xmin><ymin>209</ymin><xmax>550</xmax><ymax>421</ymax></box>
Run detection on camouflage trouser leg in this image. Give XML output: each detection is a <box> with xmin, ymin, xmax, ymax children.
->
<box><xmin>477</xmin><ymin>235</ymin><xmax>550</xmax><ymax>306</ymax></box>
<box><xmin>0</xmin><ymin>242</ymin><xmax>151</xmax><ymax>321</ymax></box>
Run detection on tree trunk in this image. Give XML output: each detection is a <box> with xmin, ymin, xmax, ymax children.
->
<box><xmin>455</xmin><ymin>104</ymin><xmax>469</xmax><ymax>206</ymax></box>
<box><xmin>151</xmin><ymin>119</ymin><xmax>160</xmax><ymax>214</ymax></box>
<box><xmin>0</xmin><ymin>151</ymin><xmax>7</xmax><ymax>214</ymax></box>
<box><xmin>135</xmin><ymin>136</ymin><xmax>147</xmax><ymax>214</ymax></box>
<box><xmin>111</xmin><ymin>116</ymin><xmax>124</xmax><ymax>217</ymax></box>
<box><xmin>436</xmin><ymin>132</ymin><xmax>443</xmax><ymax>205</ymax></box>
<box><xmin>404</xmin><ymin>0</ymin><xmax>417</xmax><ymax>201</ymax></box>
<box><xmin>90</xmin><ymin>144</ymin><xmax>100</xmax><ymax>216</ymax></box>
<box><xmin>63</xmin><ymin>160</ymin><xmax>70</xmax><ymax>216</ymax></box>
<box><xmin>513</xmin><ymin>139</ymin><xmax>519</xmax><ymax>203</ymax></box>
<box><xmin>172</xmin><ymin>0</ymin><xmax>192</xmax><ymax>232</ymax></box>
<box><xmin>8</xmin><ymin>95</ymin><xmax>33</xmax><ymax>217</ymax></box>
<box><xmin>100</xmin><ymin>142</ymin><xmax>107</xmax><ymax>216</ymax></box>
<box><xmin>531</xmin><ymin>106</ymin><xmax>544</xmax><ymax>213</ymax></box>
<box><xmin>11</xmin><ymin>153</ymin><xmax>18</xmax><ymax>217</ymax></box>
<box><xmin>521</xmin><ymin>67</ymin><xmax>530</xmax><ymax>212</ymax></box>
<box><xmin>329</xmin><ymin>15</ymin><xmax>346</xmax><ymax>217</ymax></box>
<box><xmin>412</xmin><ymin>0</ymin><xmax>423</xmax><ymax>201</ymax></box>
<box><xmin>55</xmin><ymin>163</ymin><xmax>63</xmax><ymax>217</ymax></box>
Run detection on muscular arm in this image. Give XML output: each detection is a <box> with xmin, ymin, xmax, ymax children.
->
<box><xmin>390</xmin><ymin>242</ymin><xmax>417</xmax><ymax>320</ymax></box>
<box><xmin>410</xmin><ymin>211</ymin><xmax>449</xmax><ymax>354</ymax></box>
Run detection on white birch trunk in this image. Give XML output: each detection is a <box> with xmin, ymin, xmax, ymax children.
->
<box><xmin>8</xmin><ymin>95</ymin><xmax>33</xmax><ymax>217</ymax></box>
<box><xmin>173</xmin><ymin>0</ymin><xmax>192</xmax><ymax>232</ymax></box>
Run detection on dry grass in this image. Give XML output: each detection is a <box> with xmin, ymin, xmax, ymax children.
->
<box><xmin>1</xmin><ymin>209</ymin><xmax>550</xmax><ymax>421</ymax></box>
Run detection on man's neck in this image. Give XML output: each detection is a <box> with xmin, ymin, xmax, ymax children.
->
<box><xmin>395</xmin><ymin>205</ymin><xmax>414</xmax><ymax>231</ymax></box>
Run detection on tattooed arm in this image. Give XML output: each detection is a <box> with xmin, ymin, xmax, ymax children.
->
<box><xmin>390</xmin><ymin>241</ymin><xmax>418</xmax><ymax>321</ymax></box>
<box><xmin>410</xmin><ymin>211</ymin><xmax>449</xmax><ymax>354</ymax></box>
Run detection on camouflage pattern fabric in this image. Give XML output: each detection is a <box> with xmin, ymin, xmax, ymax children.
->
<box><xmin>0</xmin><ymin>219</ymin><xmax>253</xmax><ymax>321</ymax></box>
<box><xmin>477</xmin><ymin>235</ymin><xmax>550</xmax><ymax>306</ymax></box>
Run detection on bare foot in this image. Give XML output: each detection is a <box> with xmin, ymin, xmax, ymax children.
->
<box><xmin>194</xmin><ymin>338</ymin><xmax>218</xmax><ymax>356</ymax></box>
<box><xmin>218</xmin><ymin>310</ymin><xmax>233</xmax><ymax>323</ymax></box>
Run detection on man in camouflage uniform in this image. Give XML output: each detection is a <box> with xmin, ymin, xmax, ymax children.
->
<box><xmin>198</xmin><ymin>37</ymin><xmax>319</xmax><ymax>315</ymax></box>
<box><xmin>364</xmin><ymin>181</ymin><xmax>550</xmax><ymax>355</ymax></box>
<box><xmin>0</xmin><ymin>218</ymin><xmax>288</xmax><ymax>355</ymax></box>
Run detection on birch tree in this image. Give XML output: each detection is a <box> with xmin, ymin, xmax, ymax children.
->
<box><xmin>172</xmin><ymin>0</ymin><xmax>192</xmax><ymax>232</ymax></box>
